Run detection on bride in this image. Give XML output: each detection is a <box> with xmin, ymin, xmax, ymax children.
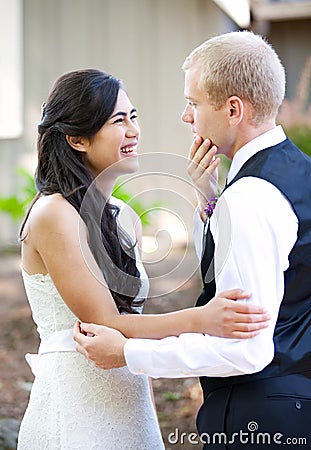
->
<box><xmin>17</xmin><ymin>69</ymin><xmax>269</xmax><ymax>449</ymax></box>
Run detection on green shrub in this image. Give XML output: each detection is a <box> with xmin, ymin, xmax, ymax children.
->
<box><xmin>112</xmin><ymin>181</ymin><xmax>162</xmax><ymax>227</ymax></box>
<box><xmin>0</xmin><ymin>168</ymin><xmax>36</xmax><ymax>221</ymax></box>
<box><xmin>0</xmin><ymin>169</ymin><xmax>160</xmax><ymax>227</ymax></box>
<box><xmin>285</xmin><ymin>126</ymin><xmax>311</xmax><ymax>157</ymax></box>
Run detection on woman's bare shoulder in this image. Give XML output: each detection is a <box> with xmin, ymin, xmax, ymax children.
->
<box><xmin>27</xmin><ymin>193</ymin><xmax>80</xmax><ymax>234</ymax></box>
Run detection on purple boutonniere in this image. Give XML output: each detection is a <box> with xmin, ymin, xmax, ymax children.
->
<box><xmin>204</xmin><ymin>197</ymin><xmax>218</xmax><ymax>218</ymax></box>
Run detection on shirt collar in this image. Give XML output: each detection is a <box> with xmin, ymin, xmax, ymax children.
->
<box><xmin>227</xmin><ymin>125</ymin><xmax>287</xmax><ymax>183</ymax></box>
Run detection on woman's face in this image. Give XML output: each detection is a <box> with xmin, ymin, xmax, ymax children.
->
<box><xmin>84</xmin><ymin>89</ymin><xmax>140</xmax><ymax>177</ymax></box>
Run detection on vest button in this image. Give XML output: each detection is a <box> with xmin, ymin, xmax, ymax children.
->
<box><xmin>295</xmin><ymin>401</ymin><xmax>302</xmax><ymax>410</ymax></box>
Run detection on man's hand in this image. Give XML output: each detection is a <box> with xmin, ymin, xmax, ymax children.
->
<box><xmin>187</xmin><ymin>136</ymin><xmax>221</xmax><ymax>219</ymax></box>
<box><xmin>73</xmin><ymin>322</ymin><xmax>127</xmax><ymax>369</ymax></box>
<box><xmin>203</xmin><ymin>289</ymin><xmax>271</xmax><ymax>339</ymax></box>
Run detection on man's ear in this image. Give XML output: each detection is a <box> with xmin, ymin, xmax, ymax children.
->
<box><xmin>66</xmin><ymin>135</ymin><xmax>89</xmax><ymax>152</ymax></box>
<box><xmin>226</xmin><ymin>96</ymin><xmax>244</xmax><ymax>126</ymax></box>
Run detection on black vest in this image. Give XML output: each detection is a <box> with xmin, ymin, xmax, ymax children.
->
<box><xmin>197</xmin><ymin>138</ymin><xmax>311</xmax><ymax>395</ymax></box>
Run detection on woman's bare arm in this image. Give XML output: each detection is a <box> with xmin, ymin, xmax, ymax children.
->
<box><xmin>23</xmin><ymin>195</ymin><xmax>269</xmax><ymax>340</ymax></box>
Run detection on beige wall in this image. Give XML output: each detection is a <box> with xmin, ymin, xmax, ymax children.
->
<box><xmin>0</xmin><ymin>0</ymin><xmax>236</xmax><ymax>249</ymax></box>
<box><xmin>267</xmin><ymin>18</ymin><xmax>311</xmax><ymax>100</ymax></box>
<box><xmin>1</xmin><ymin>1</ymin><xmax>310</xmax><ymax>250</ymax></box>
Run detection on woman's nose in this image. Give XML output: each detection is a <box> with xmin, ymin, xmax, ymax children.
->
<box><xmin>127</xmin><ymin>121</ymin><xmax>140</xmax><ymax>137</ymax></box>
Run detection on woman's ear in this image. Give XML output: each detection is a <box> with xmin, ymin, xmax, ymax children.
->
<box><xmin>66</xmin><ymin>135</ymin><xmax>89</xmax><ymax>152</ymax></box>
<box><xmin>226</xmin><ymin>96</ymin><xmax>244</xmax><ymax>126</ymax></box>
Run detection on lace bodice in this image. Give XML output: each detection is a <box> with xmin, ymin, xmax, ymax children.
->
<box><xmin>22</xmin><ymin>271</ymin><xmax>76</xmax><ymax>338</ymax></box>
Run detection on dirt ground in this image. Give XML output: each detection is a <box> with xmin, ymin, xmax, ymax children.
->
<box><xmin>0</xmin><ymin>248</ymin><xmax>204</xmax><ymax>449</ymax></box>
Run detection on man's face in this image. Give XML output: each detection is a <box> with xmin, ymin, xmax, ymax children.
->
<box><xmin>181</xmin><ymin>67</ymin><xmax>232</xmax><ymax>157</ymax></box>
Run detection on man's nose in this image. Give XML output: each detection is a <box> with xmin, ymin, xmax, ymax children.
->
<box><xmin>181</xmin><ymin>105</ymin><xmax>193</xmax><ymax>124</ymax></box>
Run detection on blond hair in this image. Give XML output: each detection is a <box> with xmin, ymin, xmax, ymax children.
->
<box><xmin>182</xmin><ymin>31</ymin><xmax>286</xmax><ymax>125</ymax></box>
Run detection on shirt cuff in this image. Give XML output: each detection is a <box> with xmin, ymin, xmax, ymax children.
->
<box><xmin>124</xmin><ymin>336</ymin><xmax>195</xmax><ymax>378</ymax></box>
<box><xmin>124</xmin><ymin>338</ymin><xmax>156</xmax><ymax>376</ymax></box>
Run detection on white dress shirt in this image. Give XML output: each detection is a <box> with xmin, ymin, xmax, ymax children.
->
<box><xmin>124</xmin><ymin>126</ymin><xmax>298</xmax><ymax>378</ymax></box>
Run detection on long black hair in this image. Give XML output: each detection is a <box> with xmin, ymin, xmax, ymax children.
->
<box><xmin>20</xmin><ymin>69</ymin><xmax>142</xmax><ymax>313</ymax></box>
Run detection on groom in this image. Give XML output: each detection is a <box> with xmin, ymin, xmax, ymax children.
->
<box><xmin>74</xmin><ymin>31</ymin><xmax>311</xmax><ymax>449</ymax></box>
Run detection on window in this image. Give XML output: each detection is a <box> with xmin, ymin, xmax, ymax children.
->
<box><xmin>0</xmin><ymin>0</ymin><xmax>23</xmax><ymax>139</ymax></box>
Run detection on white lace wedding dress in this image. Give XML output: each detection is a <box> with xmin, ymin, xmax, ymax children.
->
<box><xmin>17</xmin><ymin>199</ymin><xmax>165</xmax><ymax>450</ymax></box>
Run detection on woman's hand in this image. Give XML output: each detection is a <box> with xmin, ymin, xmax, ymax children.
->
<box><xmin>198</xmin><ymin>289</ymin><xmax>270</xmax><ymax>339</ymax></box>
<box><xmin>187</xmin><ymin>136</ymin><xmax>221</xmax><ymax>220</ymax></box>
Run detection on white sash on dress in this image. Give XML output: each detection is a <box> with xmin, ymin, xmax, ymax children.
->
<box><xmin>25</xmin><ymin>328</ymin><xmax>76</xmax><ymax>376</ymax></box>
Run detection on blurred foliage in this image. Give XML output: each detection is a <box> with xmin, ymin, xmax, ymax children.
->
<box><xmin>0</xmin><ymin>168</ymin><xmax>36</xmax><ymax>221</ymax></box>
<box><xmin>285</xmin><ymin>125</ymin><xmax>311</xmax><ymax>157</ymax></box>
<box><xmin>218</xmin><ymin>154</ymin><xmax>231</xmax><ymax>189</ymax></box>
<box><xmin>112</xmin><ymin>181</ymin><xmax>162</xmax><ymax>227</ymax></box>
<box><xmin>162</xmin><ymin>391</ymin><xmax>182</xmax><ymax>401</ymax></box>
<box><xmin>0</xmin><ymin>169</ymin><xmax>161</xmax><ymax>227</ymax></box>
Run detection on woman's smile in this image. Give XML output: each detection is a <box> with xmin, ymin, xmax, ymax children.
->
<box><xmin>120</xmin><ymin>143</ymin><xmax>138</xmax><ymax>156</ymax></box>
